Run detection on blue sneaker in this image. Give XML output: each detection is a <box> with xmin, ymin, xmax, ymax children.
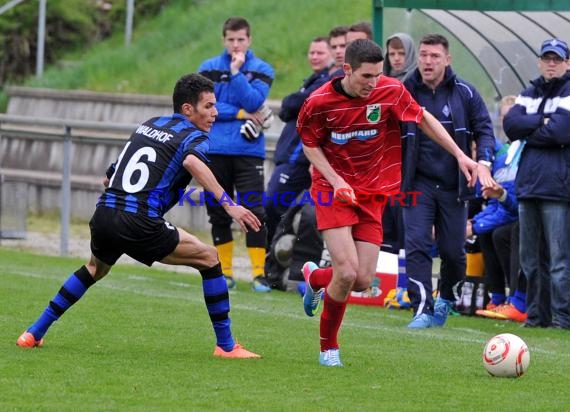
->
<box><xmin>252</xmin><ymin>276</ymin><xmax>271</xmax><ymax>292</ymax></box>
<box><xmin>319</xmin><ymin>349</ymin><xmax>343</xmax><ymax>367</ymax></box>
<box><xmin>433</xmin><ymin>297</ymin><xmax>453</xmax><ymax>326</ymax></box>
<box><xmin>302</xmin><ymin>262</ymin><xmax>324</xmax><ymax>317</ymax></box>
<box><xmin>407</xmin><ymin>313</ymin><xmax>434</xmax><ymax>329</ymax></box>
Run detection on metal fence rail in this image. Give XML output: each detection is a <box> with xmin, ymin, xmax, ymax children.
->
<box><xmin>0</xmin><ymin>114</ymin><xmax>278</xmax><ymax>255</ymax></box>
<box><xmin>0</xmin><ymin>114</ymin><xmax>139</xmax><ymax>255</ymax></box>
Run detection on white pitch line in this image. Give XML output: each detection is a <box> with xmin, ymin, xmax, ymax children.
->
<box><xmin>8</xmin><ymin>269</ymin><xmax>570</xmax><ymax>357</ymax></box>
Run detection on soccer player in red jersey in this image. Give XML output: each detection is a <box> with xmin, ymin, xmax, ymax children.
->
<box><xmin>297</xmin><ymin>39</ymin><xmax>478</xmax><ymax>366</ymax></box>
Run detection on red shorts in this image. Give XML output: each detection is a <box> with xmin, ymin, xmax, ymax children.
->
<box><xmin>311</xmin><ymin>189</ymin><xmax>385</xmax><ymax>245</ymax></box>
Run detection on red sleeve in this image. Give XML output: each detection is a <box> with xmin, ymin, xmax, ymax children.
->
<box><xmin>297</xmin><ymin>98</ymin><xmax>324</xmax><ymax>148</ymax></box>
<box><xmin>392</xmin><ymin>83</ymin><xmax>424</xmax><ymax>124</ymax></box>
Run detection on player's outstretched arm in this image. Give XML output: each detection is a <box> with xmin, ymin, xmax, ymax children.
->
<box><xmin>183</xmin><ymin>154</ymin><xmax>260</xmax><ymax>233</ymax></box>
<box><xmin>418</xmin><ymin>109</ymin><xmax>479</xmax><ymax>188</ymax></box>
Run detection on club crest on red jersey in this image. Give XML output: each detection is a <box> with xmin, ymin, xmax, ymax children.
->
<box><xmin>366</xmin><ymin>104</ymin><xmax>381</xmax><ymax>123</ymax></box>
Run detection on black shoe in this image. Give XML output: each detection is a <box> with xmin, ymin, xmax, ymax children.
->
<box><xmin>521</xmin><ymin>322</ymin><xmax>541</xmax><ymax>328</ymax></box>
<box><xmin>522</xmin><ymin>321</ymin><xmax>551</xmax><ymax>328</ymax></box>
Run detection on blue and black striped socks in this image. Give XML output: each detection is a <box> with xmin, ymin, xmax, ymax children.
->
<box><xmin>200</xmin><ymin>263</ymin><xmax>235</xmax><ymax>351</ymax></box>
<box><xmin>28</xmin><ymin>265</ymin><xmax>96</xmax><ymax>339</ymax></box>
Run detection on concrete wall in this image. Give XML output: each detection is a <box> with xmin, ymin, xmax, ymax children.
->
<box><xmin>1</xmin><ymin>87</ymin><xmax>283</xmax><ymax>231</ymax></box>
<box><xmin>5</xmin><ymin>86</ymin><xmax>285</xmax><ymax>138</ymax></box>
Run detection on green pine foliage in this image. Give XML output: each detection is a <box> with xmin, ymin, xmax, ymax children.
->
<box><xmin>2</xmin><ymin>247</ymin><xmax>570</xmax><ymax>410</ymax></box>
<box><xmin>2</xmin><ymin>0</ymin><xmax>494</xmax><ymax>104</ymax></box>
<box><xmin>21</xmin><ymin>0</ymin><xmax>373</xmax><ymax>98</ymax></box>
<box><xmin>0</xmin><ymin>0</ymin><xmax>170</xmax><ymax>90</ymax></box>
<box><xmin>0</xmin><ymin>0</ymin><xmax>99</xmax><ymax>84</ymax></box>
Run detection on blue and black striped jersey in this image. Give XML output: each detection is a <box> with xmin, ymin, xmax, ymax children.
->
<box><xmin>98</xmin><ymin>113</ymin><xmax>209</xmax><ymax>217</ymax></box>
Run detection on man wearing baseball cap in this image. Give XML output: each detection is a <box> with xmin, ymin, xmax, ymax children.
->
<box><xmin>539</xmin><ymin>38</ymin><xmax>569</xmax><ymax>61</ymax></box>
<box><xmin>503</xmin><ymin>38</ymin><xmax>570</xmax><ymax>329</ymax></box>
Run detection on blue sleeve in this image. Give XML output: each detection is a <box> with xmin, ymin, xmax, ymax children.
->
<box><xmin>280</xmin><ymin>75</ymin><xmax>329</xmax><ymax>122</ymax></box>
<box><xmin>197</xmin><ymin>56</ymin><xmax>250</xmax><ymax>120</ymax></box>
<box><xmin>472</xmin><ymin>194</ymin><xmax>518</xmax><ymax>235</ymax></box>
<box><xmin>500</xmin><ymin>189</ymin><xmax>519</xmax><ymax>216</ymax></box>
<box><xmin>472</xmin><ymin>202</ymin><xmax>498</xmax><ymax>234</ymax></box>
<box><xmin>526</xmin><ymin>106</ymin><xmax>570</xmax><ymax>147</ymax></box>
<box><xmin>503</xmin><ymin>103</ymin><xmax>542</xmax><ymax>142</ymax></box>
<box><xmin>472</xmin><ymin>204</ymin><xmax>510</xmax><ymax>235</ymax></box>
<box><xmin>226</xmin><ymin>60</ymin><xmax>274</xmax><ymax>113</ymax></box>
<box><xmin>182</xmin><ymin>134</ymin><xmax>210</xmax><ymax>163</ymax></box>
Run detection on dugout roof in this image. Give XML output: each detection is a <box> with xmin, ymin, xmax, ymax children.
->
<box><xmin>373</xmin><ymin>0</ymin><xmax>570</xmax><ymax>99</ymax></box>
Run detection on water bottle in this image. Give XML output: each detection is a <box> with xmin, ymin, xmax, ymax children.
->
<box><xmin>461</xmin><ymin>282</ymin><xmax>474</xmax><ymax>310</ymax></box>
<box><xmin>319</xmin><ymin>241</ymin><xmax>331</xmax><ymax>268</ymax></box>
<box><xmin>397</xmin><ymin>249</ymin><xmax>407</xmax><ymax>288</ymax></box>
<box><xmin>476</xmin><ymin>283</ymin><xmax>485</xmax><ymax>309</ymax></box>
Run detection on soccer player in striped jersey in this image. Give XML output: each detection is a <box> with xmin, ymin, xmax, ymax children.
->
<box><xmin>297</xmin><ymin>39</ymin><xmax>478</xmax><ymax>366</ymax></box>
<box><xmin>17</xmin><ymin>73</ymin><xmax>261</xmax><ymax>359</ymax></box>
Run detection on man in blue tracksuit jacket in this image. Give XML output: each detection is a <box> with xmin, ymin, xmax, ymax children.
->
<box><xmin>503</xmin><ymin>38</ymin><xmax>570</xmax><ymax>328</ymax></box>
<box><xmin>400</xmin><ymin>34</ymin><xmax>495</xmax><ymax>328</ymax></box>
<box><xmin>265</xmin><ymin>37</ymin><xmax>332</xmax><ymax>245</ymax></box>
<box><xmin>198</xmin><ymin>17</ymin><xmax>274</xmax><ymax>292</ymax></box>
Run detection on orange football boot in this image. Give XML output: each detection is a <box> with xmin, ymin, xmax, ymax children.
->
<box><xmin>492</xmin><ymin>304</ymin><xmax>528</xmax><ymax>322</ymax></box>
<box><xmin>213</xmin><ymin>343</ymin><xmax>261</xmax><ymax>359</ymax></box>
<box><xmin>16</xmin><ymin>331</ymin><xmax>44</xmax><ymax>348</ymax></box>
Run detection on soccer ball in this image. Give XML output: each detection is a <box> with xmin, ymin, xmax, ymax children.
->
<box><xmin>482</xmin><ymin>333</ymin><xmax>530</xmax><ymax>378</ymax></box>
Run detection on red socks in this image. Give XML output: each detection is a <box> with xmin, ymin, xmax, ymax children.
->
<box><xmin>310</xmin><ymin>267</ymin><xmax>333</xmax><ymax>290</ymax></box>
<box><xmin>320</xmin><ymin>289</ymin><xmax>347</xmax><ymax>351</ymax></box>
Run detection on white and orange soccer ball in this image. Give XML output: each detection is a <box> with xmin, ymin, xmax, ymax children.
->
<box><xmin>482</xmin><ymin>333</ymin><xmax>530</xmax><ymax>378</ymax></box>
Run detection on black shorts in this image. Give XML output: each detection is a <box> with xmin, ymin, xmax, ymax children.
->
<box><xmin>89</xmin><ymin>206</ymin><xmax>179</xmax><ymax>266</ymax></box>
<box><xmin>206</xmin><ymin>155</ymin><xmax>265</xmax><ymax>225</ymax></box>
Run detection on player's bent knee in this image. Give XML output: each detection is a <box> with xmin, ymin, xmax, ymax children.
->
<box><xmin>352</xmin><ymin>279</ymin><xmax>370</xmax><ymax>292</ymax></box>
<box><xmin>336</xmin><ymin>270</ymin><xmax>358</xmax><ymax>289</ymax></box>
<box><xmin>87</xmin><ymin>256</ymin><xmax>111</xmax><ymax>280</ymax></box>
<box><xmin>352</xmin><ymin>271</ymin><xmax>377</xmax><ymax>291</ymax></box>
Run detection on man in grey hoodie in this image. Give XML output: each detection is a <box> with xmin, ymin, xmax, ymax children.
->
<box><xmin>384</xmin><ymin>33</ymin><xmax>417</xmax><ymax>81</ymax></box>
<box><xmin>380</xmin><ymin>33</ymin><xmax>417</xmax><ymax>255</ymax></box>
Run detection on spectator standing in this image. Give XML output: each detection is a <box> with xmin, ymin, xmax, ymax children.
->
<box><xmin>297</xmin><ymin>39</ymin><xmax>478</xmax><ymax>366</ymax></box>
<box><xmin>384</xmin><ymin>33</ymin><xmax>417</xmax><ymax>82</ymax></box>
<box><xmin>346</xmin><ymin>21</ymin><xmax>372</xmax><ymax>43</ymax></box>
<box><xmin>265</xmin><ymin>36</ymin><xmax>333</xmax><ymax>244</ymax></box>
<box><xmin>328</xmin><ymin>25</ymin><xmax>348</xmax><ymax>78</ymax></box>
<box><xmin>381</xmin><ymin>33</ymin><xmax>417</xmax><ymax>254</ymax></box>
<box><xmin>401</xmin><ymin>34</ymin><xmax>496</xmax><ymax>328</ymax></box>
<box><xmin>503</xmin><ymin>38</ymin><xmax>570</xmax><ymax>329</ymax></box>
<box><xmin>16</xmin><ymin>73</ymin><xmax>261</xmax><ymax>358</ymax></box>
<box><xmin>198</xmin><ymin>17</ymin><xmax>275</xmax><ymax>292</ymax></box>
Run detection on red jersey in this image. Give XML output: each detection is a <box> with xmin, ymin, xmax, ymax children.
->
<box><xmin>297</xmin><ymin>76</ymin><xmax>423</xmax><ymax>194</ymax></box>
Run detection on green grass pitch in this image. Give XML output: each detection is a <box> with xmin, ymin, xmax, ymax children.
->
<box><xmin>2</xmin><ymin>248</ymin><xmax>570</xmax><ymax>411</ymax></box>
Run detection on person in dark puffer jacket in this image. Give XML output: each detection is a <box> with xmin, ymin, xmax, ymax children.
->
<box><xmin>503</xmin><ymin>38</ymin><xmax>570</xmax><ymax>329</ymax></box>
